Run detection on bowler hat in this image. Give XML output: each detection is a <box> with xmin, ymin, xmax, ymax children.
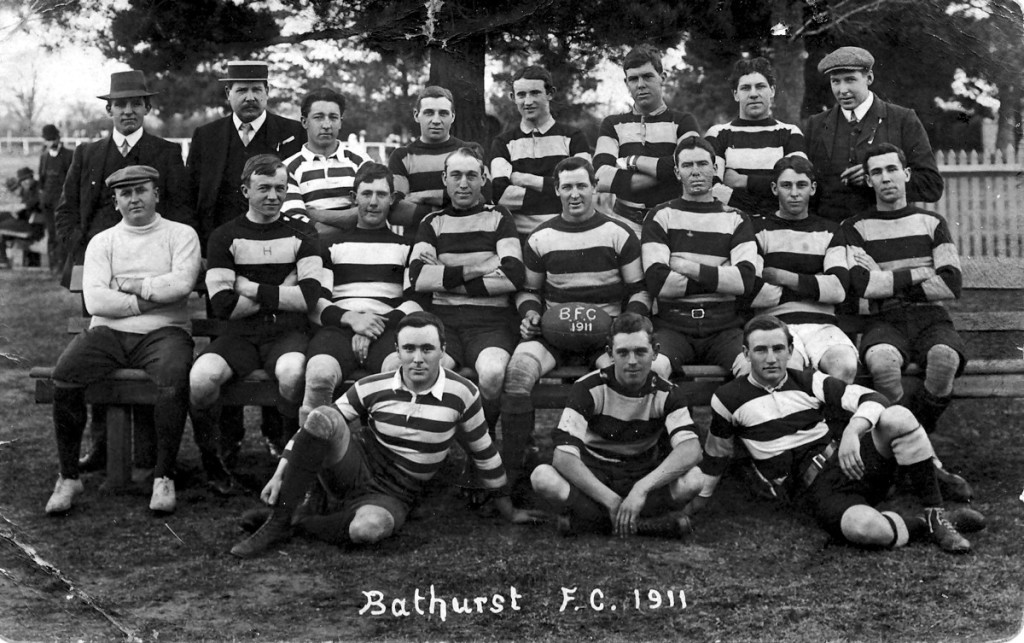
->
<box><xmin>219</xmin><ymin>61</ymin><xmax>270</xmax><ymax>83</ymax></box>
<box><xmin>105</xmin><ymin>165</ymin><xmax>160</xmax><ymax>190</ymax></box>
<box><xmin>818</xmin><ymin>47</ymin><xmax>875</xmax><ymax>75</ymax></box>
<box><xmin>97</xmin><ymin>70</ymin><xmax>159</xmax><ymax>100</ymax></box>
<box><xmin>16</xmin><ymin>167</ymin><xmax>33</xmax><ymax>181</ymax></box>
<box><xmin>41</xmin><ymin>124</ymin><xmax>60</xmax><ymax>140</ymax></box>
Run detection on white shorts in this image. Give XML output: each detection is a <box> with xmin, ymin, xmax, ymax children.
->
<box><xmin>788</xmin><ymin>323</ymin><xmax>857</xmax><ymax>370</ymax></box>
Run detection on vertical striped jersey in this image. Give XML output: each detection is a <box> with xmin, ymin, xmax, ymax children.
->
<box><xmin>641</xmin><ymin>199</ymin><xmax>758</xmax><ymax>306</ymax></box>
<box><xmin>704</xmin><ymin>369</ymin><xmax>889</xmax><ymax>482</ymax></box>
<box><xmin>594</xmin><ymin>107</ymin><xmax>701</xmax><ymax>221</ymax></box>
<box><xmin>842</xmin><ymin>206</ymin><xmax>961</xmax><ymax>310</ymax></box>
<box><xmin>555</xmin><ymin>365</ymin><xmax>698</xmax><ymax>464</ymax></box>
<box><xmin>489</xmin><ymin>120</ymin><xmax>591</xmax><ymax>235</ymax></box>
<box><xmin>281</xmin><ymin>144</ymin><xmax>369</xmax><ymax>220</ymax></box>
<box><xmin>205</xmin><ymin>214</ymin><xmax>322</xmax><ymax>321</ymax></box>
<box><xmin>336</xmin><ymin>368</ymin><xmax>508</xmax><ymax>497</ymax></box>
<box><xmin>749</xmin><ymin>213</ymin><xmax>848</xmax><ymax>324</ymax></box>
<box><xmin>408</xmin><ymin>202</ymin><xmax>525</xmax><ymax>310</ymax></box>
<box><xmin>705</xmin><ymin>117</ymin><xmax>806</xmax><ymax>215</ymax></box>
<box><xmin>314</xmin><ymin>226</ymin><xmax>421</xmax><ymax>328</ymax></box>
<box><xmin>518</xmin><ymin>212</ymin><xmax>650</xmax><ymax>318</ymax></box>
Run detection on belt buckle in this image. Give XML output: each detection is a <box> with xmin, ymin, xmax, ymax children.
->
<box><xmin>268</xmin><ymin>313</ymin><xmax>278</xmax><ymax>324</ymax></box>
<box><xmin>811</xmin><ymin>452</ymin><xmax>827</xmax><ymax>469</ymax></box>
<box><xmin>690</xmin><ymin>308</ymin><xmax>705</xmax><ymax>320</ymax></box>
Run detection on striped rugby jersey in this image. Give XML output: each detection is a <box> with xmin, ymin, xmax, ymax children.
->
<box><xmin>205</xmin><ymin>214</ymin><xmax>322</xmax><ymax>321</ymax></box>
<box><xmin>594</xmin><ymin>107</ymin><xmax>701</xmax><ymax>222</ymax></box>
<box><xmin>842</xmin><ymin>206</ymin><xmax>961</xmax><ymax>311</ymax></box>
<box><xmin>335</xmin><ymin>368</ymin><xmax>508</xmax><ymax>495</ymax></box>
<box><xmin>408</xmin><ymin>202</ymin><xmax>524</xmax><ymax>310</ymax></box>
<box><xmin>555</xmin><ymin>365</ymin><xmax>698</xmax><ymax>464</ymax></box>
<box><xmin>387</xmin><ymin>136</ymin><xmax>468</xmax><ymax>201</ymax></box>
<box><xmin>705</xmin><ymin>117</ymin><xmax>806</xmax><ymax>215</ymax></box>
<box><xmin>518</xmin><ymin>212</ymin><xmax>650</xmax><ymax>318</ymax></box>
<box><xmin>489</xmin><ymin>120</ymin><xmax>591</xmax><ymax>235</ymax></box>
<box><xmin>703</xmin><ymin>369</ymin><xmax>889</xmax><ymax>482</ymax></box>
<box><xmin>641</xmin><ymin>198</ymin><xmax>758</xmax><ymax>307</ymax></box>
<box><xmin>281</xmin><ymin>143</ymin><xmax>369</xmax><ymax>220</ymax></box>
<box><xmin>749</xmin><ymin>213</ymin><xmax>848</xmax><ymax>324</ymax></box>
<box><xmin>314</xmin><ymin>226</ymin><xmax>421</xmax><ymax>328</ymax></box>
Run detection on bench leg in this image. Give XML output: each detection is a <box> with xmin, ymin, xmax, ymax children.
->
<box><xmin>103</xmin><ymin>405</ymin><xmax>132</xmax><ymax>490</ymax></box>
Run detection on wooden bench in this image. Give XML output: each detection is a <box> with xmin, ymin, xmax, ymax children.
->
<box><xmin>29</xmin><ymin>257</ymin><xmax>1024</xmax><ymax>488</ymax></box>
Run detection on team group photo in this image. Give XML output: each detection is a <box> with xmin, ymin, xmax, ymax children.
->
<box><xmin>0</xmin><ymin>0</ymin><xmax>1022</xmax><ymax>640</ymax></box>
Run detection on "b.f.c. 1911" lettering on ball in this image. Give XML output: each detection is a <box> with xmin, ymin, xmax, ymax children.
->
<box><xmin>540</xmin><ymin>303</ymin><xmax>613</xmax><ymax>351</ymax></box>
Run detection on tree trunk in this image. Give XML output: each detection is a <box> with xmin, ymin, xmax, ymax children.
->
<box><xmin>770</xmin><ymin>0</ymin><xmax>807</xmax><ymax>125</ymax></box>
<box><xmin>429</xmin><ymin>32</ymin><xmax>490</xmax><ymax>145</ymax></box>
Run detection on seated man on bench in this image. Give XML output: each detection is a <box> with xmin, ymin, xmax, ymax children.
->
<box><xmin>230</xmin><ymin>311</ymin><xmax>543</xmax><ymax>558</ymax></box>
<box><xmin>188</xmin><ymin>154</ymin><xmax>322</xmax><ymax>494</ymax></box>
<box><xmin>300</xmin><ymin>163</ymin><xmax>423</xmax><ymax>424</ymax></box>
<box><xmin>45</xmin><ymin>165</ymin><xmax>200</xmax><ymax>514</ymax></box>
<box><xmin>530</xmin><ymin>313</ymin><xmax>703</xmax><ymax>538</ymax></box>
<box><xmin>684</xmin><ymin>315</ymin><xmax>984</xmax><ymax>554</ymax></box>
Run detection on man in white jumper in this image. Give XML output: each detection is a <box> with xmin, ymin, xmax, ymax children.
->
<box><xmin>45</xmin><ymin>165</ymin><xmax>201</xmax><ymax>515</ymax></box>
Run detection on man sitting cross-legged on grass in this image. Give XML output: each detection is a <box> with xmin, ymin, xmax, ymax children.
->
<box><xmin>300</xmin><ymin>162</ymin><xmax>424</xmax><ymax>425</ymax></box>
<box><xmin>531</xmin><ymin>313</ymin><xmax>703</xmax><ymax>538</ymax></box>
<box><xmin>231</xmin><ymin>311</ymin><xmax>543</xmax><ymax>558</ymax></box>
<box><xmin>46</xmin><ymin>165</ymin><xmax>200</xmax><ymax>515</ymax></box>
<box><xmin>683</xmin><ymin>315</ymin><xmax>985</xmax><ymax>554</ymax></box>
<box><xmin>188</xmin><ymin>154</ymin><xmax>321</xmax><ymax>495</ymax></box>
<box><xmin>502</xmin><ymin>157</ymin><xmax>670</xmax><ymax>489</ymax></box>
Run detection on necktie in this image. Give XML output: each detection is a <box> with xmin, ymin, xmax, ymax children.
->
<box><xmin>119</xmin><ymin>140</ymin><xmax>130</xmax><ymax>157</ymax></box>
<box><xmin>240</xmin><ymin>123</ymin><xmax>253</xmax><ymax>147</ymax></box>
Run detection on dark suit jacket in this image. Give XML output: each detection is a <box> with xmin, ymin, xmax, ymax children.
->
<box><xmin>805</xmin><ymin>96</ymin><xmax>944</xmax><ymax>222</ymax></box>
<box><xmin>54</xmin><ymin>131</ymin><xmax>192</xmax><ymax>287</ymax></box>
<box><xmin>38</xmin><ymin>146</ymin><xmax>74</xmax><ymax>209</ymax></box>
<box><xmin>186</xmin><ymin>111</ymin><xmax>305</xmax><ymax>243</ymax></box>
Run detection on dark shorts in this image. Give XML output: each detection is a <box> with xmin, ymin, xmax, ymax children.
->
<box><xmin>797</xmin><ymin>434</ymin><xmax>896</xmax><ymax>540</ymax></box>
<box><xmin>653</xmin><ymin>321</ymin><xmax>744</xmax><ymax>374</ymax></box>
<box><xmin>201</xmin><ymin>327</ymin><xmax>309</xmax><ymax>379</ymax></box>
<box><xmin>563</xmin><ymin>451</ymin><xmax>677</xmax><ymax>532</ymax></box>
<box><xmin>526</xmin><ymin>336</ymin><xmax>606</xmax><ymax>369</ymax></box>
<box><xmin>307</xmin><ymin>324</ymin><xmax>398</xmax><ymax>375</ymax></box>
<box><xmin>319</xmin><ymin>431</ymin><xmax>412</xmax><ymax>530</ymax></box>
<box><xmin>53</xmin><ymin>325</ymin><xmax>194</xmax><ymax>388</ymax></box>
<box><xmin>860</xmin><ymin>305</ymin><xmax>967</xmax><ymax>375</ymax></box>
<box><xmin>434</xmin><ymin>306</ymin><xmax>517</xmax><ymax>368</ymax></box>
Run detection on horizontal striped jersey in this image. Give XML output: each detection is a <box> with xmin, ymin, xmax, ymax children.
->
<box><xmin>205</xmin><ymin>214</ymin><xmax>321</xmax><ymax>322</ymax></box>
<box><xmin>555</xmin><ymin>365</ymin><xmax>698</xmax><ymax>464</ymax></box>
<box><xmin>315</xmin><ymin>226</ymin><xmax>420</xmax><ymax>328</ymax></box>
<box><xmin>489</xmin><ymin>120</ymin><xmax>591</xmax><ymax>235</ymax></box>
<box><xmin>704</xmin><ymin>369</ymin><xmax>889</xmax><ymax>482</ymax></box>
<box><xmin>518</xmin><ymin>212</ymin><xmax>650</xmax><ymax>318</ymax></box>
<box><xmin>641</xmin><ymin>198</ymin><xmax>758</xmax><ymax>306</ymax></box>
<box><xmin>335</xmin><ymin>368</ymin><xmax>508</xmax><ymax>497</ymax></box>
<box><xmin>408</xmin><ymin>202</ymin><xmax>524</xmax><ymax>310</ymax></box>
<box><xmin>705</xmin><ymin>117</ymin><xmax>806</xmax><ymax>215</ymax></box>
<box><xmin>281</xmin><ymin>143</ymin><xmax>369</xmax><ymax>220</ymax></box>
<box><xmin>387</xmin><ymin>136</ymin><xmax>467</xmax><ymax>200</ymax></box>
<box><xmin>842</xmin><ymin>206</ymin><xmax>961</xmax><ymax>310</ymax></box>
<box><xmin>594</xmin><ymin>106</ymin><xmax>701</xmax><ymax>221</ymax></box>
<box><xmin>749</xmin><ymin>213</ymin><xmax>848</xmax><ymax>324</ymax></box>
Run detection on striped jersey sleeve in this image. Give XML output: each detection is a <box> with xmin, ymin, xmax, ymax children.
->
<box><xmin>517</xmin><ymin>213</ymin><xmax>650</xmax><ymax>318</ymax></box>
<box><xmin>641</xmin><ymin>198</ymin><xmax>757</xmax><ymax>305</ymax></box>
<box><xmin>842</xmin><ymin>206</ymin><xmax>961</xmax><ymax>304</ymax></box>
<box><xmin>554</xmin><ymin>366</ymin><xmax>697</xmax><ymax>463</ymax></box>
<box><xmin>281</xmin><ymin>145</ymin><xmax>370</xmax><ymax>219</ymax></box>
<box><xmin>749</xmin><ymin>214</ymin><xmax>848</xmax><ymax>323</ymax></box>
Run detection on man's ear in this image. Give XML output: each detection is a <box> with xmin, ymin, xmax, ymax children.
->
<box><xmin>771</xmin><ymin>181</ymin><xmax>779</xmax><ymax>196</ymax></box>
<box><xmin>153</xmin><ymin>186</ymin><xmax>160</xmax><ymax>203</ymax></box>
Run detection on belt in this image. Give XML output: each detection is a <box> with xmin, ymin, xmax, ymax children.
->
<box><xmin>800</xmin><ymin>440</ymin><xmax>837</xmax><ymax>488</ymax></box>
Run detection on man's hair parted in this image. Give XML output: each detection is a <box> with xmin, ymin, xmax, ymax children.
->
<box><xmin>553</xmin><ymin>157</ymin><xmax>596</xmax><ymax>186</ymax></box>
<box><xmin>742</xmin><ymin>314</ymin><xmax>793</xmax><ymax>348</ymax></box>
<box><xmin>416</xmin><ymin>85</ymin><xmax>455</xmax><ymax>111</ymax></box>
<box><xmin>444</xmin><ymin>144</ymin><xmax>486</xmax><ymax>174</ymax></box>
<box><xmin>511</xmin><ymin>65</ymin><xmax>555</xmax><ymax>95</ymax></box>
<box><xmin>772</xmin><ymin>156</ymin><xmax>817</xmax><ymax>183</ymax></box>
<box><xmin>673</xmin><ymin>135</ymin><xmax>716</xmax><ymax>165</ymax></box>
<box><xmin>607</xmin><ymin>312</ymin><xmax>655</xmax><ymax>347</ymax></box>
<box><xmin>862</xmin><ymin>142</ymin><xmax>907</xmax><ymax>173</ymax></box>
<box><xmin>622</xmin><ymin>45</ymin><xmax>664</xmax><ymax>74</ymax></box>
<box><xmin>300</xmin><ymin>87</ymin><xmax>346</xmax><ymax>118</ymax></box>
<box><xmin>241</xmin><ymin>154</ymin><xmax>285</xmax><ymax>186</ymax></box>
<box><xmin>397</xmin><ymin>311</ymin><xmax>446</xmax><ymax>346</ymax></box>
<box><xmin>353</xmin><ymin>162</ymin><xmax>395</xmax><ymax>194</ymax></box>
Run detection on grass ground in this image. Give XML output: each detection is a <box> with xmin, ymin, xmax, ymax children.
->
<box><xmin>1</xmin><ymin>270</ymin><xmax>1023</xmax><ymax>642</ymax></box>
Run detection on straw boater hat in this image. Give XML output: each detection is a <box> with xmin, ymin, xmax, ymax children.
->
<box><xmin>219</xmin><ymin>61</ymin><xmax>270</xmax><ymax>83</ymax></box>
<box><xmin>97</xmin><ymin>71</ymin><xmax>159</xmax><ymax>100</ymax></box>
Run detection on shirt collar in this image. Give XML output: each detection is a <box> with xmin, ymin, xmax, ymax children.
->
<box><xmin>300</xmin><ymin>141</ymin><xmax>345</xmax><ymax>161</ymax></box>
<box><xmin>233</xmin><ymin>111</ymin><xmax>267</xmax><ymax>136</ymax></box>
<box><xmin>391</xmin><ymin>365</ymin><xmax>447</xmax><ymax>399</ymax></box>
<box><xmin>747</xmin><ymin>370</ymin><xmax>789</xmax><ymax>392</ymax></box>
<box><xmin>631</xmin><ymin>103</ymin><xmax>668</xmax><ymax>118</ymax></box>
<box><xmin>845</xmin><ymin>92</ymin><xmax>874</xmax><ymax>123</ymax></box>
<box><xmin>112</xmin><ymin>128</ymin><xmax>143</xmax><ymax>149</ymax></box>
<box><xmin>519</xmin><ymin>116</ymin><xmax>555</xmax><ymax>135</ymax></box>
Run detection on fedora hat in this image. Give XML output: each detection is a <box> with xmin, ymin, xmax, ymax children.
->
<box><xmin>97</xmin><ymin>70</ymin><xmax>158</xmax><ymax>100</ymax></box>
<box><xmin>219</xmin><ymin>61</ymin><xmax>270</xmax><ymax>83</ymax></box>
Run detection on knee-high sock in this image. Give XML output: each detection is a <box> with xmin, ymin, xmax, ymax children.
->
<box><xmin>53</xmin><ymin>386</ymin><xmax>87</xmax><ymax>479</ymax></box>
<box><xmin>864</xmin><ymin>344</ymin><xmax>904</xmax><ymax>402</ymax></box>
<box><xmin>298</xmin><ymin>507</ymin><xmax>358</xmax><ymax>545</ymax></box>
<box><xmin>924</xmin><ymin>345</ymin><xmax>959</xmax><ymax>398</ymax></box>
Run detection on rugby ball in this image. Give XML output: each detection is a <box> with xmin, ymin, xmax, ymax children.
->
<box><xmin>541</xmin><ymin>302</ymin><xmax>613</xmax><ymax>352</ymax></box>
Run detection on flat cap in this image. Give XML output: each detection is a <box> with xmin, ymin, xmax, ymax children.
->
<box><xmin>105</xmin><ymin>165</ymin><xmax>160</xmax><ymax>189</ymax></box>
<box><xmin>817</xmin><ymin>46</ymin><xmax>874</xmax><ymax>74</ymax></box>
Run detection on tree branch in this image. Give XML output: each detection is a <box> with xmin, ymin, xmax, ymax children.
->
<box><xmin>790</xmin><ymin>0</ymin><xmax>915</xmax><ymax>40</ymax></box>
